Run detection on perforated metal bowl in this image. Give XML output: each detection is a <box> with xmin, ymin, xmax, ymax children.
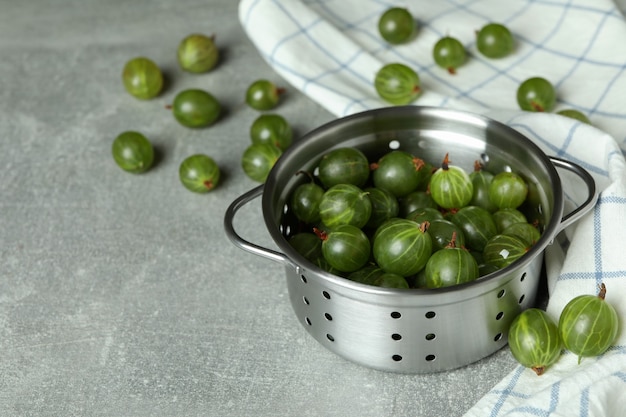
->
<box><xmin>224</xmin><ymin>106</ymin><xmax>597</xmax><ymax>373</ymax></box>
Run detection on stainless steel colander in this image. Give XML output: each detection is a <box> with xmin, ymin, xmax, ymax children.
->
<box><xmin>224</xmin><ymin>106</ymin><xmax>597</xmax><ymax>373</ymax></box>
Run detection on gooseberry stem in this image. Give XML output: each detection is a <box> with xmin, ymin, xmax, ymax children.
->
<box><xmin>445</xmin><ymin>231</ymin><xmax>458</xmax><ymax>249</ymax></box>
<box><xmin>313</xmin><ymin>227</ymin><xmax>328</xmax><ymax>241</ymax></box>
<box><xmin>598</xmin><ymin>283</ymin><xmax>607</xmax><ymax>300</ymax></box>
<box><xmin>441</xmin><ymin>153</ymin><xmax>450</xmax><ymax>170</ymax></box>
<box><xmin>530</xmin><ymin>101</ymin><xmax>544</xmax><ymax>112</ymax></box>
<box><xmin>412</xmin><ymin>157</ymin><xmax>425</xmax><ymax>171</ymax></box>
<box><xmin>532</xmin><ymin>366</ymin><xmax>546</xmax><ymax>376</ymax></box>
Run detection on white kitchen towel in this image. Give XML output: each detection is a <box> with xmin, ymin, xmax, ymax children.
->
<box><xmin>239</xmin><ymin>1</ymin><xmax>626</xmax><ymax>416</ymax></box>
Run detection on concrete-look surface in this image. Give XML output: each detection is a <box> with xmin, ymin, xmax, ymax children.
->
<box><xmin>8</xmin><ymin>1</ymin><xmax>626</xmax><ymax>416</ymax></box>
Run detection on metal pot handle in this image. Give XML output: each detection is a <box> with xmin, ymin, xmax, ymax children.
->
<box><xmin>550</xmin><ymin>156</ymin><xmax>598</xmax><ymax>233</ymax></box>
<box><xmin>223</xmin><ymin>185</ymin><xmax>293</xmax><ymax>266</ymax></box>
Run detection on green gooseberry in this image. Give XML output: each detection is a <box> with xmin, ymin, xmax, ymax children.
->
<box><xmin>516</xmin><ymin>77</ymin><xmax>557</xmax><ymax>112</ymax></box>
<box><xmin>241</xmin><ymin>143</ymin><xmax>283</xmax><ymax>183</ymax></box>
<box><xmin>429</xmin><ymin>153</ymin><xmax>473</xmax><ymax>209</ymax></box>
<box><xmin>318</xmin><ymin>147</ymin><xmax>370</xmax><ymax>188</ymax></box>
<box><xmin>433</xmin><ymin>36</ymin><xmax>466</xmax><ymax>74</ymax></box>
<box><xmin>122</xmin><ymin>57</ymin><xmax>163</xmax><ymax>100</ymax></box>
<box><xmin>374</xmin><ymin>63</ymin><xmax>422</xmax><ymax>105</ymax></box>
<box><xmin>508</xmin><ymin>308</ymin><xmax>562</xmax><ymax>376</ymax></box>
<box><xmin>170</xmin><ymin>89</ymin><xmax>221</xmax><ymax>128</ymax></box>
<box><xmin>558</xmin><ymin>283</ymin><xmax>619</xmax><ymax>364</ymax></box>
<box><xmin>424</xmin><ymin>240</ymin><xmax>478</xmax><ymax>288</ymax></box>
<box><xmin>476</xmin><ymin>23</ymin><xmax>514</xmax><ymax>59</ymax></box>
<box><xmin>179</xmin><ymin>154</ymin><xmax>220</xmax><ymax>193</ymax></box>
<box><xmin>290</xmin><ymin>178</ymin><xmax>324</xmax><ymax>224</ymax></box>
<box><xmin>489</xmin><ymin>171</ymin><xmax>528</xmax><ymax>209</ymax></box>
<box><xmin>249</xmin><ymin>113</ymin><xmax>293</xmax><ymax>150</ymax></box>
<box><xmin>177</xmin><ymin>33</ymin><xmax>219</xmax><ymax>73</ymax></box>
<box><xmin>112</xmin><ymin>131</ymin><xmax>154</xmax><ymax>173</ymax></box>
<box><xmin>315</xmin><ymin>225</ymin><xmax>371</xmax><ymax>273</ymax></box>
<box><xmin>378</xmin><ymin>7</ymin><xmax>415</xmax><ymax>44</ymax></box>
<box><xmin>374</xmin><ymin>272</ymin><xmax>409</xmax><ymax>289</ymax></box>
<box><xmin>557</xmin><ymin>109</ymin><xmax>591</xmax><ymax>124</ymax></box>
<box><xmin>318</xmin><ymin>184</ymin><xmax>372</xmax><ymax>229</ymax></box>
<box><xmin>246</xmin><ymin>79</ymin><xmax>284</xmax><ymax>111</ymax></box>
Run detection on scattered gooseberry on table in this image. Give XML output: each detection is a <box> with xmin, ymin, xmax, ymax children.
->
<box><xmin>177</xmin><ymin>33</ymin><xmax>219</xmax><ymax>73</ymax></box>
<box><xmin>246</xmin><ymin>79</ymin><xmax>285</xmax><ymax>111</ymax></box>
<box><xmin>558</xmin><ymin>283</ymin><xmax>619</xmax><ymax>364</ymax></box>
<box><xmin>241</xmin><ymin>143</ymin><xmax>283</xmax><ymax>183</ymax></box>
<box><xmin>433</xmin><ymin>36</ymin><xmax>466</xmax><ymax>74</ymax></box>
<box><xmin>112</xmin><ymin>131</ymin><xmax>154</xmax><ymax>174</ymax></box>
<box><xmin>378</xmin><ymin>7</ymin><xmax>415</xmax><ymax>44</ymax></box>
<box><xmin>476</xmin><ymin>23</ymin><xmax>514</xmax><ymax>58</ymax></box>
<box><xmin>249</xmin><ymin>113</ymin><xmax>293</xmax><ymax>151</ymax></box>
<box><xmin>122</xmin><ymin>57</ymin><xmax>163</xmax><ymax>100</ymax></box>
<box><xmin>168</xmin><ymin>89</ymin><xmax>221</xmax><ymax>128</ymax></box>
<box><xmin>516</xmin><ymin>77</ymin><xmax>557</xmax><ymax>112</ymax></box>
<box><xmin>508</xmin><ymin>308</ymin><xmax>562</xmax><ymax>376</ymax></box>
<box><xmin>374</xmin><ymin>63</ymin><xmax>422</xmax><ymax>105</ymax></box>
<box><xmin>557</xmin><ymin>109</ymin><xmax>591</xmax><ymax>124</ymax></box>
<box><xmin>179</xmin><ymin>154</ymin><xmax>221</xmax><ymax>193</ymax></box>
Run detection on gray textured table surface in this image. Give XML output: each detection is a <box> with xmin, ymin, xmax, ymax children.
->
<box><xmin>2</xmin><ymin>1</ymin><xmax>624</xmax><ymax>416</ymax></box>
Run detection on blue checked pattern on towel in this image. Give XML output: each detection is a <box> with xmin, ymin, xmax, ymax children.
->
<box><xmin>239</xmin><ymin>1</ymin><xmax>626</xmax><ymax>416</ymax></box>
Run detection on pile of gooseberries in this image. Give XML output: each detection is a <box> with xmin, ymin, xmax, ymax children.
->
<box><xmin>286</xmin><ymin>147</ymin><xmax>542</xmax><ymax>290</ymax></box>
<box><xmin>375</xmin><ymin>7</ymin><xmax>591</xmax><ymax>122</ymax></box>
<box><xmin>114</xmin><ymin>33</ymin><xmax>291</xmax><ymax>192</ymax></box>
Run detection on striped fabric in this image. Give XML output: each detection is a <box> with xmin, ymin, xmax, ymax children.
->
<box><xmin>239</xmin><ymin>1</ymin><xmax>626</xmax><ymax>415</ymax></box>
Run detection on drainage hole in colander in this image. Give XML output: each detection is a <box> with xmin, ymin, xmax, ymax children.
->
<box><xmin>496</xmin><ymin>311</ymin><xmax>504</xmax><ymax>320</ymax></box>
<box><xmin>425</xmin><ymin>333</ymin><xmax>436</xmax><ymax>341</ymax></box>
<box><xmin>497</xmin><ymin>289</ymin><xmax>506</xmax><ymax>298</ymax></box>
<box><xmin>520</xmin><ymin>272</ymin><xmax>527</xmax><ymax>282</ymax></box>
<box><xmin>324</xmin><ymin>313</ymin><xmax>332</xmax><ymax>321</ymax></box>
<box><xmin>518</xmin><ymin>294</ymin><xmax>526</xmax><ymax>304</ymax></box>
<box><xmin>391</xmin><ymin>333</ymin><xmax>402</xmax><ymax>341</ymax></box>
<box><xmin>322</xmin><ymin>291</ymin><xmax>331</xmax><ymax>300</ymax></box>
<box><xmin>326</xmin><ymin>334</ymin><xmax>335</xmax><ymax>342</ymax></box>
<box><xmin>300</xmin><ymin>275</ymin><xmax>307</xmax><ymax>284</ymax></box>
<box><xmin>303</xmin><ymin>296</ymin><xmax>309</xmax><ymax>305</ymax></box>
<box><xmin>494</xmin><ymin>333</ymin><xmax>503</xmax><ymax>342</ymax></box>
<box><xmin>425</xmin><ymin>354</ymin><xmax>436</xmax><ymax>362</ymax></box>
<box><xmin>392</xmin><ymin>354</ymin><xmax>402</xmax><ymax>362</ymax></box>
<box><xmin>305</xmin><ymin>317</ymin><xmax>312</xmax><ymax>326</ymax></box>
<box><xmin>391</xmin><ymin>311</ymin><xmax>401</xmax><ymax>319</ymax></box>
<box><xmin>425</xmin><ymin>311</ymin><xmax>436</xmax><ymax>319</ymax></box>
<box><xmin>388</xmin><ymin>140</ymin><xmax>400</xmax><ymax>150</ymax></box>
